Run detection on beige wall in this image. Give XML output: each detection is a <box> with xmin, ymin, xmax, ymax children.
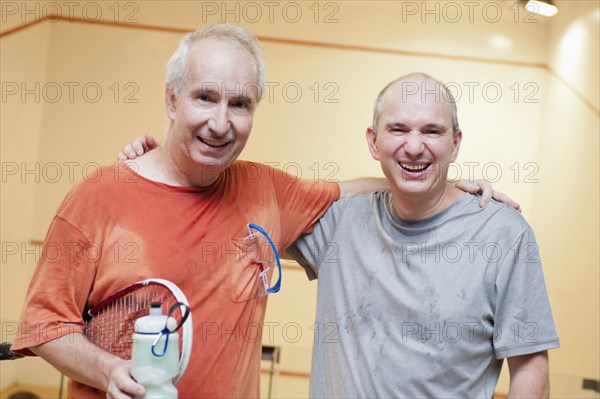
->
<box><xmin>531</xmin><ymin>2</ymin><xmax>599</xmax><ymax>397</ymax></box>
<box><xmin>0</xmin><ymin>20</ymin><xmax>61</xmax><ymax>392</ymax></box>
<box><xmin>1</xmin><ymin>1</ymin><xmax>598</xmax><ymax>397</ymax></box>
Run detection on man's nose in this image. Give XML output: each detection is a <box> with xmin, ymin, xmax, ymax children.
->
<box><xmin>208</xmin><ymin>102</ymin><xmax>231</xmax><ymax>135</ymax></box>
<box><xmin>404</xmin><ymin>131</ymin><xmax>425</xmax><ymax>156</ymax></box>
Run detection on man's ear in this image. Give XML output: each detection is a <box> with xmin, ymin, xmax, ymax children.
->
<box><xmin>165</xmin><ymin>86</ymin><xmax>177</xmax><ymax>121</ymax></box>
<box><xmin>451</xmin><ymin>130</ymin><xmax>462</xmax><ymax>163</ymax></box>
<box><xmin>366</xmin><ymin>127</ymin><xmax>380</xmax><ymax>161</ymax></box>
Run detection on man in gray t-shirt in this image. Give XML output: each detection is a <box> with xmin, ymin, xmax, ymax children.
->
<box><xmin>289</xmin><ymin>73</ymin><xmax>559</xmax><ymax>398</ymax></box>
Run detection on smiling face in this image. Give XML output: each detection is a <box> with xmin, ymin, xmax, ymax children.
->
<box><xmin>367</xmin><ymin>78</ymin><xmax>462</xmax><ymax>200</ymax></box>
<box><xmin>165</xmin><ymin>38</ymin><xmax>259</xmax><ymax>181</ymax></box>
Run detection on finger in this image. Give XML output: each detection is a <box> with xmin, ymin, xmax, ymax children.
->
<box><xmin>145</xmin><ymin>133</ymin><xmax>158</xmax><ymax>149</ymax></box>
<box><xmin>131</xmin><ymin>138</ymin><xmax>146</xmax><ymax>156</ymax></box>
<box><xmin>120</xmin><ymin>144</ymin><xmax>137</xmax><ymax>159</ymax></box>
<box><xmin>492</xmin><ymin>191</ymin><xmax>522</xmax><ymax>212</ymax></box>
<box><xmin>122</xmin><ymin>381</ymin><xmax>145</xmax><ymax>399</ymax></box>
<box><xmin>478</xmin><ymin>185</ymin><xmax>493</xmax><ymax>207</ymax></box>
<box><xmin>117</xmin><ymin>152</ymin><xmax>127</xmax><ymax>161</ymax></box>
<box><xmin>454</xmin><ymin>179</ymin><xmax>494</xmax><ymax>207</ymax></box>
<box><xmin>122</xmin><ymin>144</ymin><xmax>132</xmax><ymax>153</ymax></box>
<box><xmin>106</xmin><ymin>387</ymin><xmax>132</xmax><ymax>399</ymax></box>
<box><xmin>118</xmin><ymin>382</ymin><xmax>145</xmax><ymax>399</ymax></box>
<box><xmin>109</xmin><ymin>377</ymin><xmax>145</xmax><ymax>399</ymax></box>
<box><xmin>119</xmin><ymin>372</ymin><xmax>146</xmax><ymax>398</ymax></box>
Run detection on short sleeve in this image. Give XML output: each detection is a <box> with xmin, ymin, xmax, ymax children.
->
<box><xmin>493</xmin><ymin>228</ymin><xmax>560</xmax><ymax>359</ymax></box>
<box><xmin>270</xmin><ymin>166</ymin><xmax>340</xmax><ymax>250</ymax></box>
<box><xmin>11</xmin><ymin>216</ymin><xmax>98</xmax><ymax>355</ymax></box>
<box><xmin>287</xmin><ymin>198</ymin><xmax>348</xmax><ymax>280</ymax></box>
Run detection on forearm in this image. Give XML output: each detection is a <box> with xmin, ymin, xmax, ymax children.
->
<box><xmin>507</xmin><ymin>352</ymin><xmax>550</xmax><ymax>399</ymax></box>
<box><xmin>30</xmin><ymin>333</ymin><xmax>125</xmax><ymax>392</ymax></box>
<box><xmin>508</xmin><ymin>376</ymin><xmax>549</xmax><ymax>399</ymax></box>
<box><xmin>338</xmin><ymin>178</ymin><xmax>389</xmax><ymax>198</ymax></box>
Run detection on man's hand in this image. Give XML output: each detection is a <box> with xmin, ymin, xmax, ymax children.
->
<box><xmin>454</xmin><ymin>179</ymin><xmax>521</xmax><ymax>211</ymax></box>
<box><xmin>106</xmin><ymin>360</ymin><xmax>146</xmax><ymax>399</ymax></box>
<box><xmin>117</xmin><ymin>134</ymin><xmax>159</xmax><ymax>161</ymax></box>
<box><xmin>30</xmin><ymin>333</ymin><xmax>146</xmax><ymax>399</ymax></box>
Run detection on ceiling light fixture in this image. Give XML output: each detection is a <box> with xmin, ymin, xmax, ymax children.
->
<box><xmin>525</xmin><ymin>0</ymin><xmax>559</xmax><ymax>17</ymax></box>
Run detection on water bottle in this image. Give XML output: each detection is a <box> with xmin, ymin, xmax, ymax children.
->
<box><xmin>131</xmin><ymin>302</ymin><xmax>180</xmax><ymax>398</ymax></box>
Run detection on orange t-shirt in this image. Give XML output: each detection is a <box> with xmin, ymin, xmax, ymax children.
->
<box><xmin>12</xmin><ymin>161</ymin><xmax>339</xmax><ymax>398</ymax></box>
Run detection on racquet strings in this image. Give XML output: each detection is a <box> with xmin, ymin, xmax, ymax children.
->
<box><xmin>84</xmin><ymin>284</ymin><xmax>181</xmax><ymax>359</ymax></box>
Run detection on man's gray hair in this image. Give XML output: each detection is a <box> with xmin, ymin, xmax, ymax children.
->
<box><xmin>165</xmin><ymin>23</ymin><xmax>265</xmax><ymax>100</ymax></box>
<box><xmin>372</xmin><ymin>72</ymin><xmax>460</xmax><ymax>135</ymax></box>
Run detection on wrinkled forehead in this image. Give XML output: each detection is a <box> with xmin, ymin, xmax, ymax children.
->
<box><xmin>184</xmin><ymin>38</ymin><xmax>260</xmax><ymax>98</ymax></box>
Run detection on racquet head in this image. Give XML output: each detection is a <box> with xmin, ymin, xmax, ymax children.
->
<box><xmin>83</xmin><ymin>278</ymin><xmax>192</xmax><ymax>384</ymax></box>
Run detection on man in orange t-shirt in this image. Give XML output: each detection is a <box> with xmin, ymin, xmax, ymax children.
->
<box><xmin>12</xmin><ymin>23</ymin><xmax>345</xmax><ymax>398</ymax></box>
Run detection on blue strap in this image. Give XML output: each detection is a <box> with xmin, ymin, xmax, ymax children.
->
<box><xmin>248</xmin><ymin>223</ymin><xmax>282</xmax><ymax>294</ymax></box>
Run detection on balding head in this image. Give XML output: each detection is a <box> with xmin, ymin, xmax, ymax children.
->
<box><xmin>166</xmin><ymin>23</ymin><xmax>265</xmax><ymax>101</ymax></box>
<box><xmin>372</xmin><ymin>73</ymin><xmax>460</xmax><ymax>136</ymax></box>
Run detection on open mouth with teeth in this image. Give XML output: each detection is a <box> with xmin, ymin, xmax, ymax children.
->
<box><xmin>198</xmin><ymin>136</ymin><xmax>230</xmax><ymax>148</ymax></box>
<box><xmin>399</xmin><ymin>162</ymin><xmax>431</xmax><ymax>172</ymax></box>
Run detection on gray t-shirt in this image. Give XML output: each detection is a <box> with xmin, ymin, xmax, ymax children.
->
<box><xmin>289</xmin><ymin>192</ymin><xmax>559</xmax><ymax>399</ymax></box>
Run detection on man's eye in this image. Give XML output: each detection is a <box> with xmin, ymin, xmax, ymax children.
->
<box><xmin>231</xmin><ymin>100</ymin><xmax>251</xmax><ymax>109</ymax></box>
<box><xmin>425</xmin><ymin>130</ymin><xmax>441</xmax><ymax>135</ymax></box>
<box><xmin>198</xmin><ymin>94</ymin><xmax>214</xmax><ymax>102</ymax></box>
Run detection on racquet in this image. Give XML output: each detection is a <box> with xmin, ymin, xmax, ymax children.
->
<box><xmin>83</xmin><ymin>278</ymin><xmax>193</xmax><ymax>384</ymax></box>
